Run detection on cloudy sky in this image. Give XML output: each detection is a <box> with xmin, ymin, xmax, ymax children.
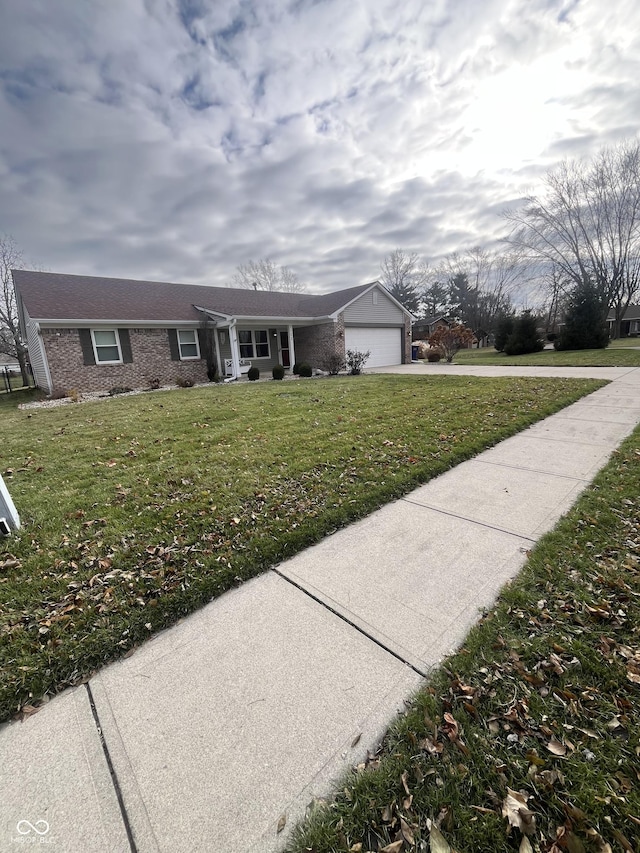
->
<box><xmin>1</xmin><ymin>0</ymin><xmax>639</xmax><ymax>293</ymax></box>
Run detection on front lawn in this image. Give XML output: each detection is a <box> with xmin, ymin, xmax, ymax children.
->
<box><xmin>287</xmin><ymin>423</ymin><xmax>640</xmax><ymax>853</ymax></box>
<box><xmin>453</xmin><ymin>347</ymin><xmax>640</xmax><ymax>367</ymax></box>
<box><xmin>0</xmin><ymin>375</ymin><xmax>602</xmax><ymax>722</ymax></box>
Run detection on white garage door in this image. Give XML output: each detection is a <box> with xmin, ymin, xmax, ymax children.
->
<box><xmin>344</xmin><ymin>327</ymin><xmax>402</xmax><ymax>368</ymax></box>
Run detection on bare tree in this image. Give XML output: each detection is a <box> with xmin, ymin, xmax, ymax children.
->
<box><xmin>435</xmin><ymin>247</ymin><xmax>520</xmax><ymax>335</ymax></box>
<box><xmin>505</xmin><ymin>140</ymin><xmax>640</xmax><ymax>337</ymax></box>
<box><xmin>232</xmin><ymin>258</ymin><xmax>305</xmax><ymax>293</ymax></box>
<box><xmin>380</xmin><ymin>249</ymin><xmax>428</xmax><ymax>315</ymax></box>
<box><xmin>531</xmin><ymin>263</ymin><xmax>571</xmax><ymax>340</ymax></box>
<box><xmin>0</xmin><ymin>234</ymin><xmax>31</xmax><ymax>385</ymax></box>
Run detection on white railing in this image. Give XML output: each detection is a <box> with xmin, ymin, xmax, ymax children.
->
<box><xmin>224</xmin><ymin>358</ymin><xmax>252</xmax><ymax>376</ymax></box>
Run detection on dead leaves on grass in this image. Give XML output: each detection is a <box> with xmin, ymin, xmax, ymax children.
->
<box><xmin>333</xmin><ymin>480</ymin><xmax>640</xmax><ymax>853</ymax></box>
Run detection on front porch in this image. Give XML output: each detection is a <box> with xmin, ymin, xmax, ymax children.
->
<box><xmin>215</xmin><ymin>324</ymin><xmax>297</xmax><ymax>380</ymax></box>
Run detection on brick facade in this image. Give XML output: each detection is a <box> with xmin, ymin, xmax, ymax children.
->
<box><xmin>403</xmin><ymin>315</ymin><xmax>412</xmax><ymax>363</ymax></box>
<box><xmin>293</xmin><ymin>318</ymin><xmax>344</xmax><ymax>369</ymax></box>
<box><xmin>42</xmin><ymin>328</ymin><xmax>209</xmax><ymax>394</ymax></box>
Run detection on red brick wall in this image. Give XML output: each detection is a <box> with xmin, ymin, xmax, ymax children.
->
<box><xmin>293</xmin><ymin>319</ymin><xmax>344</xmax><ymax>368</ymax></box>
<box><xmin>42</xmin><ymin>328</ymin><xmax>209</xmax><ymax>393</ymax></box>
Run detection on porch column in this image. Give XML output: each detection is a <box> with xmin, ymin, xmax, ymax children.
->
<box><xmin>214</xmin><ymin>328</ymin><xmax>223</xmax><ymax>377</ymax></box>
<box><xmin>287</xmin><ymin>324</ymin><xmax>296</xmax><ymax>373</ymax></box>
<box><xmin>229</xmin><ymin>322</ymin><xmax>241</xmax><ymax>379</ymax></box>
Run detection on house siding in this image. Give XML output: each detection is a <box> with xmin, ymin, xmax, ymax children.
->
<box><xmin>24</xmin><ymin>306</ymin><xmax>52</xmax><ymax>393</ymax></box>
<box><xmin>41</xmin><ymin>327</ymin><xmax>209</xmax><ymax>393</ymax></box>
<box><xmin>343</xmin><ymin>288</ymin><xmax>404</xmax><ymax>324</ymax></box>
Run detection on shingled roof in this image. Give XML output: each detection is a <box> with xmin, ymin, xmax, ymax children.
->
<box><xmin>13</xmin><ymin>270</ymin><xmax>377</xmax><ymax>323</ymax></box>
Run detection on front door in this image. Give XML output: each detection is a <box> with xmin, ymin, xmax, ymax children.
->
<box><xmin>279</xmin><ymin>331</ymin><xmax>291</xmax><ymax>368</ymax></box>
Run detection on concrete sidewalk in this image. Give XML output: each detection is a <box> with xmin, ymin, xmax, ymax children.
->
<box><xmin>3</xmin><ymin>367</ymin><xmax>640</xmax><ymax>853</ymax></box>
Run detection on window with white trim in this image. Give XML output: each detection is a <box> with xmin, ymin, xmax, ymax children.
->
<box><xmin>177</xmin><ymin>329</ymin><xmax>200</xmax><ymax>360</ymax></box>
<box><xmin>238</xmin><ymin>329</ymin><xmax>270</xmax><ymax>359</ymax></box>
<box><xmin>91</xmin><ymin>329</ymin><xmax>122</xmax><ymax>364</ymax></box>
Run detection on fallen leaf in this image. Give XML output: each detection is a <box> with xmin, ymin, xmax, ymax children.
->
<box><xmin>400</xmin><ymin>816</ymin><xmax>415</xmax><ymax>845</ymax></box>
<box><xmin>611</xmin><ymin>827</ymin><xmax>634</xmax><ymax>852</ymax></box>
<box><xmin>502</xmin><ymin>788</ymin><xmax>536</xmax><ymax>835</ymax></box>
<box><xmin>427</xmin><ymin>819</ymin><xmax>452</xmax><ymax>853</ymax></box>
<box><xmin>18</xmin><ymin>704</ymin><xmax>40</xmax><ymax>720</ymax></box>
<box><xmin>381</xmin><ymin>803</ymin><xmax>394</xmax><ymax>823</ymax></box>
<box><xmin>442</xmin><ymin>712</ymin><xmax>459</xmax><ymax>741</ymax></box>
<box><xmin>380</xmin><ymin>841</ymin><xmax>403</xmax><ymax>853</ymax></box>
<box><xmin>401</xmin><ymin>770</ymin><xmax>410</xmax><ymax>795</ymax></box>
<box><xmin>351</xmin><ymin>732</ymin><xmax>362</xmax><ymax>748</ymax></box>
<box><xmin>547</xmin><ymin>737</ymin><xmax>567</xmax><ymax>756</ymax></box>
<box><xmin>520</xmin><ymin>838</ymin><xmax>534</xmax><ymax>853</ymax></box>
<box><xmin>276</xmin><ymin>813</ymin><xmax>286</xmax><ymax>833</ymax></box>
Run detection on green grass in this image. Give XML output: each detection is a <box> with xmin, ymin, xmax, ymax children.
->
<box><xmin>286</xmin><ymin>426</ymin><xmax>640</xmax><ymax>853</ymax></box>
<box><xmin>452</xmin><ymin>346</ymin><xmax>640</xmax><ymax>367</ymax></box>
<box><xmin>0</xmin><ymin>376</ymin><xmax>35</xmax><ymax>396</ymax></box>
<box><xmin>609</xmin><ymin>337</ymin><xmax>640</xmax><ymax>348</ymax></box>
<box><xmin>0</xmin><ymin>375</ymin><xmax>603</xmax><ymax>723</ymax></box>
<box><xmin>0</xmin><ymin>387</ymin><xmax>45</xmax><ymax>411</ymax></box>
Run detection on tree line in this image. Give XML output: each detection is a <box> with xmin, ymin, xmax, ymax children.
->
<box><xmin>381</xmin><ymin>139</ymin><xmax>640</xmax><ymax>349</ymax></box>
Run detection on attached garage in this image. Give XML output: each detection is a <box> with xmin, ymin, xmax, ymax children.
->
<box><xmin>344</xmin><ymin>326</ymin><xmax>403</xmax><ymax>368</ymax></box>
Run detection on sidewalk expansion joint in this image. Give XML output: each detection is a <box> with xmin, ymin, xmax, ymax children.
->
<box><xmin>271</xmin><ymin>568</ymin><xmax>429</xmax><ymax>679</ymax></box>
<box><xmin>85</xmin><ymin>683</ymin><xmax>139</xmax><ymax>853</ymax></box>
<box><xmin>476</xmin><ymin>458</ymin><xmax>591</xmax><ymax>482</ymax></box>
<box><xmin>400</xmin><ymin>497</ymin><xmax>537</xmax><ymax>542</ymax></box>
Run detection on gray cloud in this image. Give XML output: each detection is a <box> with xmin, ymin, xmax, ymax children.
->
<box><xmin>0</xmin><ymin>0</ymin><xmax>639</xmax><ymax>294</ymax></box>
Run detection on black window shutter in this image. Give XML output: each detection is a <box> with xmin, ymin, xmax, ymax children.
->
<box><xmin>118</xmin><ymin>329</ymin><xmax>133</xmax><ymax>363</ymax></box>
<box><xmin>78</xmin><ymin>329</ymin><xmax>96</xmax><ymax>365</ymax></box>
<box><xmin>168</xmin><ymin>329</ymin><xmax>180</xmax><ymax>361</ymax></box>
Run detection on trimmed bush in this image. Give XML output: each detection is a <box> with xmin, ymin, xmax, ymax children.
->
<box><xmin>426</xmin><ymin>349</ymin><xmax>442</xmax><ymax>363</ymax></box>
<box><xmin>292</xmin><ymin>362</ymin><xmax>301</xmax><ymax>375</ymax></box>
<box><xmin>176</xmin><ymin>377</ymin><xmax>194</xmax><ymax>388</ymax></box>
<box><xmin>272</xmin><ymin>364</ymin><xmax>285</xmax><ymax>380</ymax></box>
<box><xmin>346</xmin><ymin>349</ymin><xmax>370</xmax><ymax>375</ymax></box>
<box><xmin>108</xmin><ymin>386</ymin><xmax>134</xmax><ymax>396</ymax></box>
<box><xmin>247</xmin><ymin>366</ymin><xmax>260</xmax><ymax>381</ymax></box>
<box><xmin>321</xmin><ymin>352</ymin><xmax>346</xmax><ymax>375</ymax></box>
<box><xmin>298</xmin><ymin>362</ymin><xmax>312</xmax><ymax>377</ymax></box>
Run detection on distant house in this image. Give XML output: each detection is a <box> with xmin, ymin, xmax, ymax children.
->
<box><xmin>13</xmin><ymin>271</ymin><xmax>414</xmax><ymax>395</ymax></box>
<box><xmin>607</xmin><ymin>304</ymin><xmax>640</xmax><ymax>337</ymax></box>
<box><xmin>411</xmin><ymin>314</ymin><xmax>451</xmax><ymax>341</ymax></box>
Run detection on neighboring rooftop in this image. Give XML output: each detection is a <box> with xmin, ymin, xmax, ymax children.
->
<box><xmin>608</xmin><ymin>303</ymin><xmax>640</xmax><ymax>321</ymax></box>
